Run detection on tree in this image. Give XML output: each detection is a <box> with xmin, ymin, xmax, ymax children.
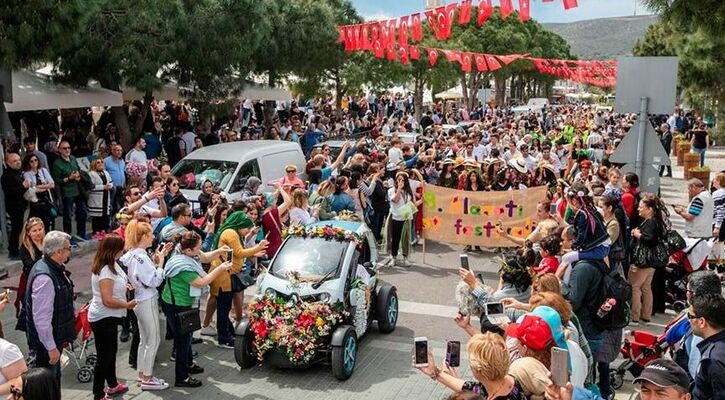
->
<box><xmin>0</xmin><ymin>0</ymin><xmax>88</xmax><ymax>70</ymax></box>
<box><xmin>48</xmin><ymin>0</ymin><xmax>269</xmax><ymax>148</ymax></box>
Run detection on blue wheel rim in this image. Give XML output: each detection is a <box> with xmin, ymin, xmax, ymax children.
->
<box><xmin>343</xmin><ymin>336</ymin><xmax>356</xmax><ymax>373</ymax></box>
<box><xmin>388</xmin><ymin>295</ymin><xmax>398</xmax><ymax>325</ymax></box>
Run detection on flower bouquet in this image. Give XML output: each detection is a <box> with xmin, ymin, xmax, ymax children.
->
<box><xmin>248</xmin><ymin>294</ymin><xmax>348</xmax><ymax>364</ymax></box>
<box><xmin>283</xmin><ymin>224</ymin><xmax>363</xmax><ymax>248</ymax></box>
<box><xmin>335</xmin><ymin>210</ymin><xmax>361</xmax><ymax>222</ymax></box>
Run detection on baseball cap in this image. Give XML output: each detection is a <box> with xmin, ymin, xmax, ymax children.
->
<box><xmin>633</xmin><ymin>359</ymin><xmax>689</xmax><ymax>392</ymax></box>
<box><xmin>505</xmin><ymin>314</ymin><xmax>554</xmax><ymax>351</ymax></box>
<box><xmin>531</xmin><ymin>306</ymin><xmax>568</xmax><ymax>350</ymax></box>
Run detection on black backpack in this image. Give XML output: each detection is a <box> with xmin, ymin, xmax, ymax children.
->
<box><xmin>590</xmin><ymin>263</ymin><xmax>632</xmax><ymax>330</ymax></box>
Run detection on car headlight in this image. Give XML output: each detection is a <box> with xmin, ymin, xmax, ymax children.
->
<box><xmin>318</xmin><ymin>292</ymin><xmax>331</xmax><ymax>303</ymax></box>
<box><xmin>265</xmin><ymin>288</ymin><xmax>277</xmax><ymax>298</ymax></box>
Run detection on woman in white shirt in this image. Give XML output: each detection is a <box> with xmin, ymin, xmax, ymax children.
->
<box><xmin>0</xmin><ymin>292</ymin><xmax>26</xmax><ymax>396</ymax></box>
<box><xmin>384</xmin><ymin>172</ymin><xmax>418</xmax><ymax>267</ymax></box>
<box><xmin>289</xmin><ymin>188</ymin><xmax>319</xmax><ymax>227</ymax></box>
<box><xmin>120</xmin><ymin>220</ymin><xmax>173</xmax><ymax>390</ymax></box>
<box><xmin>88</xmin><ymin>235</ymin><xmax>137</xmax><ymax>400</ymax></box>
<box><xmin>22</xmin><ymin>153</ymin><xmax>55</xmax><ymax>231</ymax></box>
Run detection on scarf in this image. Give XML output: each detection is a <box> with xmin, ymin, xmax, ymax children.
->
<box><xmin>213</xmin><ymin>211</ymin><xmax>253</xmax><ymax>249</ymax></box>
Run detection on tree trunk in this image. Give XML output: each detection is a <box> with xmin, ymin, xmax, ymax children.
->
<box><xmin>460</xmin><ymin>75</ymin><xmax>470</xmax><ymax>112</ymax></box>
<box><xmin>494</xmin><ymin>75</ymin><xmax>506</xmax><ymax>107</ymax></box>
<box><xmin>413</xmin><ymin>71</ymin><xmax>426</xmax><ymax>122</ymax></box>
<box><xmin>334</xmin><ymin>69</ymin><xmax>344</xmax><ymax>120</ymax></box>
<box><xmin>264</xmin><ymin>71</ymin><xmax>278</xmax><ymax>133</ymax></box>
<box><xmin>132</xmin><ymin>92</ymin><xmax>153</xmax><ymax>136</ymax></box>
<box><xmin>112</xmin><ymin>106</ymin><xmax>133</xmax><ymax>150</ymax></box>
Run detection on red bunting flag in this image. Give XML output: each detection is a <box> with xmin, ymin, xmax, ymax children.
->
<box><xmin>460</xmin><ymin>52</ymin><xmax>473</xmax><ymax>72</ymax></box>
<box><xmin>398</xmin><ymin>16</ymin><xmax>409</xmax><ymax>49</ymax></box>
<box><xmin>380</xmin><ymin>23</ymin><xmax>389</xmax><ymax>50</ymax></box>
<box><xmin>386</xmin><ymin>47</ymin><xmax>396</xmax><ymax>61</ymax></box>
<box><xmin>477</xmin><ymin>0</ymin><xmax>493</xmax><ymax>25</ymax></box>
<box><xmin>426</xmin><ymin>48</ymin><xmax>439</xmax><ymax>66</ymax></box>
<box><xmin>373</xmin><ymin>40</ymin><xmax>384</xmax><ymax>58</ymax></box>
<box><xmin>426</xmin><ymin>4</ymin><xmax>456</xmax><ymax>40</ymax></box>
<box><xmin>459</xmin><ymin>0</ymin><xmax>473</xmax><ymax>25</ymax></box>
<box><xmin>474</xmin><ymin>53</ymin><xmax>489</xmax><ymax>71</ymax></box>
<box><xmin>411</xmin><ymin>13</ymin><xmax>423</xmax><ymax>41</ymax></box>
<box><xmin>485</xmin><ymin>54</ymin><xmax>502</xmax><ymax>71</ymax></box>
<box><xmin>361</xmin><ymin>24</ymin><xmax>371</xmax><ymax>50</ymax></box>
<box><xmin>410</xmin><ymin>45</ymin><xmax>420</xmax><ymax>60</ymax></box>
<box><xmin>497</xmin><ymin>54</ymin><xmax>525</xmax><ymax>65</ymax></box>
<box><xmin>443</xmin><ymin>3</ymin><xmax>457</xmax><ymax>38</ymax></box>
<box><xmin>444</xmin><ymin>49</ymin><xmax>462</xmax><ymax>63</ymax></box>
<box><xmin>500</xmin><ymin>0</ymin><xmax>513</xmax><ymax>19</ymax></box>
<box><xmin>399</xmin><ymin>47</ymin><xmax>409</xmax><ymax>65</ymax></box>
<box><xmin>344</xmin><ymin>27</ymin><xmax>354</xmax><ymax>51</ymax></box>
<box><xmin>563</xmin><ymin>0</ymin><xmax>578</xmax><ymax>9</ymax></box>
<box><xmin>353</xmin><ymin>25</ymin><xmax>362</xmax><ymax>50</ymax></box>
<box><xmin>518</xmin><ymin>0</ymin><xmax>530</xmax><ymax>21</ymax></box>
<box><xmin>424</xmin><ymin>9</ymin><xmax>439</xmax><ymax>40</ymax></box>
<box><xmin>386</xmin><ymin>19</ymin><xmax>397</xmax><ymax>51</ymax></box>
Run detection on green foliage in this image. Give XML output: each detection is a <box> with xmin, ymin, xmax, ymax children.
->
<box><xmin>0</xmin><ymin>0</ymin><xmax>88</xmax><ymax>69</ymax></box>
<box><xmin>633</xmin><ymin>23</ymin><xmax>675</xmax><ymax>57</ymax></box>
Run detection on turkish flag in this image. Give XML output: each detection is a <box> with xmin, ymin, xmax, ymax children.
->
<box><xmin>485</xmin><ymin>54</ymin><xmax>502</xmax><ymax>71</ymax></box>
<box><xmin>460</xmin><ymin>52</ymin><xmax>473</xmax><ymax>72</ymax></box>
<box><xmin>426</xmin><ymin>48</ymin><xmax>439</xmax><ymax>66</ymax></box>
<box><xmin>443</xmin><ymin>3</ymin><xmax>457</xmax><ymax>38</ymax></box>
<box><xmin>477</xmin><ymin>0</ymin><xmax>493</xmax><ymax>25</ymax></box>
<box><xmin>399</xmin><ymin>16</ymin><xmax>409</xmax><ymax>49</ymax></box>
<box><xmin>563</xmin><ymin>0</ymin><xmax>578</xmax><ymax>9</ymax></box>
<box><xmin>459</xmin><ymin>0</ymin><xmax>473</xmax><ymax>25</ymax></box>
<box><xmin>410</xmin><ymin>45</ymin><xmax>421</xmax><ymax>60</ymax></box>
<box><xmin>518</xmin><ymin>0</ymin><xmax>530</xmax><ymax>21</ymax></box>
<box><xmin>399</xmin><ymin>47</ymin><xmax>409</xmax><ymax>65</ymax></box>
<box><xmin>498</xmin><ymin>54</ymin><xmax>524</xmax><ymax>65</ymax></box>
<box><xmin>373</xmin><ymin>39</ymin><xmax>384</xmax><ymax>58</ymax></box>
<box><xmin>444</xmin><ymin>50</ymin><xmax>461</xmax><ymax>63</ymax></box>
<box><xmin>353</xmin><ymin>25</ymin><xmax>362</xmax><ymax>50</ymax></box>
<box><xmin>344</xmin><ymin>27</ymin><xmax>354</xmax><ymax>51</ymax></box>
<box><xmin>361</xmin><ymin>24</ymin><xmax>371</xmax><ymax>50</ymax></box>
<box><xmin>387</xmin><ymin>19</ymin><xmax>397</xmax><ymax>51</ymax></box>
<box><xmin>386</xmin><ymin>47</ymin><xmax>397</xmax><ymax>61</ymax></box>
<box><xmin>411</xmin><ymin>13</ymin><xmax>423</xmax><ymax>41</ymax></box>
<box><xmin>370</xmin><ymin>22</ymin><xmax>379</xmax><ymax>46</ymax></box>
<box><xmin>500</xmin><ymin>0</ymin><xmax>513</xmax><ymax>19</ymax></box>
<box><xmin>475</xmin><ymin>53</ymin><xmax>489</xmax><ymax>71</ymax></box>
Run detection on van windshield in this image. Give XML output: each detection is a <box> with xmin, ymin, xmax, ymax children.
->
<box><xmin>171</xmin><ymin>159</ymin><xmax>238</xmax><ymax>190</ymax></box>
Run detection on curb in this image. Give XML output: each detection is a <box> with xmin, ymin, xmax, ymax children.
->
<box><xmin>0</xmin><ymin>239</ymin><xmax>100</xmax><ymax>281</ymax></box>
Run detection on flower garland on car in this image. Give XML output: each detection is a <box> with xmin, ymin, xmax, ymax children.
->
<box><xmin>248</xmin><ymin>294</ymin><xmax>348</xmax><ymax>364</ymax></box>
<box><xmin>284</xmin><ymin>224</ymin><xmax>363</xmax><ymax>248</ymax></box>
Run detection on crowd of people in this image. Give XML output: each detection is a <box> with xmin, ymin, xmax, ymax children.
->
<box><xmin>0</xmin><ymin>95</ymin><xmax>722</xmax><ymax>400</ymax></box>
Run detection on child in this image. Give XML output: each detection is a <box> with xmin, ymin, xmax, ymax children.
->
<box><xmin>535</xmin><ymin>234</ymin><xmax>561</xmax><ymax>275</ymax></box>
<box><xmin>556</xmin><ymin>183</ymin><xmax>610</xmax><ymax>281</ymax></box>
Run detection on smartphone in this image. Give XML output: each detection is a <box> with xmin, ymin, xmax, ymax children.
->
<box><xmin>551</xmin><ymin>347</ymin><xmax>570</xmax><ymax>387</ymax></box>
<box><xmin>414</xmin><ymin>337</ymin><xmax>429</xmax><ymax>367</ymax></box>
<box><xmin>485</xmin><ymin>302</ymin><xmax>504</xmax><ymax>316</ymax></box>
<box><xmin>227</xmin><ymin>249</ymin><xmax>234</xmax><ymax>264</ymax></box>
<box><xmin>459</xmin><ymin>254</ymin><xmax>470</xmax><ymax>271</ymax></box>
<box><xmin>446</xmin><ymin>340</ymin><xmax>461</xmax><ymax>368</ymax></box>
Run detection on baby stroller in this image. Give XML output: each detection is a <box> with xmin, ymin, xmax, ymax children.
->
<box><xmin>665</xmin><ymin>238</ymin><xmax>712</xmax><ymax>312</ymax></box>
<box><xmin>66</xmin><ymin>303</ymin><xmax>97</xmax><ymax>383</ymax></box>
<box><xmin>609</xmin><ymin>316</ymin><xmax>680</xmax><ymax>392</ymax></box>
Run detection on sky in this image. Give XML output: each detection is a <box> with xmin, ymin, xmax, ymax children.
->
<box><xmin>350</xmin><ymin>0</ymin><xmax>654</xmax><ymax>24</ymax></box>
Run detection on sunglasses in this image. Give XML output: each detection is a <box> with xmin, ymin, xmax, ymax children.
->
<box><xmin>131</xmin><ymin>192</ymin><xmax>141</xmax><ymax>197</ymax></box>
<box><xmin>687</xmin><ymin>312</ymin><xmax>700</xmax><ymax>320</ymax></box>
<box><xmin>286</xmin><ymin>170</ymin><xmax>296</xmax><ymax>173</ymax></box>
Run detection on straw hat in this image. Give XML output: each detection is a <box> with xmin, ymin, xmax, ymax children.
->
<box><xmin>508</xmin><ymin>158</ymin><xmax>528</xmax><ymax>174</ymax></box>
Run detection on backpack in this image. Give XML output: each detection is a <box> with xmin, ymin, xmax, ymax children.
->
<box><xmin>589</xmin><ymin>264</ymin><xmax>632</xmax><ymax>330</ymax></box>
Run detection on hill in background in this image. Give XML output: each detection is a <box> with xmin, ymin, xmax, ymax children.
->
<box><xmin>544</xmin><ymin>15</ymin><xmax>659</xmax><ymax>59</ymax></box>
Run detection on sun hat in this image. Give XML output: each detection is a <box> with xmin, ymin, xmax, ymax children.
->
<box><xmin>508</xmin><ymin>158</ymin><xmax>528</xmax><ymax>174</ymax></box>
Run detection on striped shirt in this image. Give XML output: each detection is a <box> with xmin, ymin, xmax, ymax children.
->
<box><xmin>713</xmin><ymin>188</ymin><xmax>725</xmax><ymax>230</ymax></box>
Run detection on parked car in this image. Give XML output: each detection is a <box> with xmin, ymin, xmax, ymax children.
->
<box><xmin>511</xmin><ymin>97</ymin><xmax>550</xmax><ymax>115</ymax></box>
<box><xmin>171</xmin><ymin>140</ymin><xmax>306</xmax><ymax>212</ymax></box>
<box><xmin>234</xmin><ymin>221</ymin><xmax>399</xmax><ymax>380</ymax></box>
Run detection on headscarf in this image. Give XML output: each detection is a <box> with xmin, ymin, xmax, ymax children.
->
<box><xmin>213</xmin><ymin>210</ymin><xmax>253</xmax><ymax>249</ymax></box>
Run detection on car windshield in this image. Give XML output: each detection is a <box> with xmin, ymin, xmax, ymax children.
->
<box><xmin>271</xmin><ymin>237</ymin><xmax>347</xmax><ymax>280</ymax></box>
<box><xmin>171</xmin><ymin>159</ymin><xmax>238</xmax><ymax>190</ymax></box>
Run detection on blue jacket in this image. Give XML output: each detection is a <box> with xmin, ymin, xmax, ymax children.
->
<box><xmin>693</xmin><ymin>329</ymin><xmax>725</xmax><ymax>400</ymax></box>
<box><xmin>329</xmin><ymin>193</ymin><xmax>356</xmax><ymax>213</ymax></box>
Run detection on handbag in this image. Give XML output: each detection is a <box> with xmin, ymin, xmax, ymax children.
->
<box><xmin>166</xmin><ymin>278</ymin><xmax>201</xmax><ymax>335</ymax></box>
<box><xmin>665</xmin><ymin>230</ymin><xmax>686</xmax><ymax>255</ymax></box>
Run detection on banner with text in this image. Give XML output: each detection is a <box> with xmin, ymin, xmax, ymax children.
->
<box><xmin>421</xmin><ymin>185</ymin><xmax>548</xmax><ymax>247</ymax></box>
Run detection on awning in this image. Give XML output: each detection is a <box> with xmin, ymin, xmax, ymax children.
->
<box><xmin>4</xmin><ymin>70</ymin><xmax>123</xmax><ymax>112</ymax></box>
<box><xmin>435</xmin><ymin>85</ymin><xmax>463</xmax><ymax>100</ymax></box>
<box><xmin>123</xmin><ymin>81</ymin><xmax>293</xmax><ymax>102</ymax></box>
<box><xmin>122</xmin><ymin>83</ymin><xmax>184</xmax><ymax>102</ymax></box>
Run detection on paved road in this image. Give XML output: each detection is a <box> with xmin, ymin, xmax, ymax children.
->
<box><xmin>1</xmin><ymin>149</ymin><xmax>710</xmax><ymax>400</ymax></box>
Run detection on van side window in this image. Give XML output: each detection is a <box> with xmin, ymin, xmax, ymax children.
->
<box><xmin>231</xmin><ymin>159</ymin><xmax>261</xmax><ymax>193</ymax></box>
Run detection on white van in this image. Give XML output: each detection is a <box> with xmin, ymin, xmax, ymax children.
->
<box><xmin>171</xmin><ymin>140</ymin><xmax>306</xmax><ymax>212</ymax></box>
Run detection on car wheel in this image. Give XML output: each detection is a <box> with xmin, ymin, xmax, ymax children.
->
<box><xmin>77</xmin><ymin>366</ymin><xmax>93</xmax><ymax>383</ymax></box>
<box><xmin>375</xmin><ymin>285</ymin><xmax>398</xmax><ymax>333</ymax></box>
<box><xmin>331</xmin><ymin>327</ymin><xmax>357</xmax><ymax>381</ymax></box>
<box><xmin>234</xmin><ymin>334</ymin><xmax>257</xmax><ymax>369</ymax></box>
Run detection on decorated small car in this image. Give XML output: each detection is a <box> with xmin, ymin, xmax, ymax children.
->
<box><xmin>234</xmin><ymin>221</ymin><xmax>399</xmax><ymax>380</ymax></box>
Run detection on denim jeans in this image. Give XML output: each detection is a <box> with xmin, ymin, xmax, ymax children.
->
<box><xmin>162</xmin><ymin>302</ymin><xmax>193</xmax><ymax>382</ymax></box>
<box><xmin>216</xmin><ymin>291</ymin><xmax>235</xmax><ymax>345</ymax></box>
<box><xmin>692</xmin><ymin>147</ymin><xmax>706</xmax><ymax>167</ymax></box>
<box><xmin>62</xmin><ymin>195</ymin><xmax>87</xmax><ymax>237</ymax></box>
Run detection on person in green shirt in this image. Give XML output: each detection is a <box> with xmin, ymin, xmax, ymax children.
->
<box><xmin>51</xmin><ymin>138</ymin><xmax>87</xmax><ymax>241</ymax></box>
<box><xmin>161</xmin><ymin>231</ymin><xmax>231</xmax><ymax>388</ymax></box>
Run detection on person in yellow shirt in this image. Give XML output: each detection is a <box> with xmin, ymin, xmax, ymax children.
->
<box><xmin>209</xmin><ymin>211</ymin><xmax>268</xmax><ymax>348</ymax></box>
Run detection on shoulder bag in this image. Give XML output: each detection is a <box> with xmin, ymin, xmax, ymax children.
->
<box><xmin>166</xmin><ymin>277</ymin><xmax>201</xmax><ymax>335</ymax></box>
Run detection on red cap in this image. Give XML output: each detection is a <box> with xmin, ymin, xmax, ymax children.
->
<box><xmin>506</xmin><ymin>315</ymin><xmax>555</xmax><ymax>351</ymax></box>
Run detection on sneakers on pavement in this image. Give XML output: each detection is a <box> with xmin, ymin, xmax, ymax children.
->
<box><xmin>188</xmin><ymin>363</ymin><xmax>204</xmax><ymax>374</ymax></box>
<box><xmin>395</xmin><ymin>257</ymin><xmax>410</xmax><ymax>267</ymax></box>
<box><xmin>106</xmin><ymin>382</ymin><xmax>129</xmax><ymax>396</ymax></box>
<box><xmin>217</xmin><ymin>340</ymin><xmax>234</xmax><ymax>349</ymax></box>
<box><xmin>200</xmin><ymin>324</ymin><xmax>217</xmax><ymax>336</ymax></box>
<box><xmin>140</xmin><ymin>377</ymin><xmax>169</xmax><ymax>391</ymax></box>
<box><xmin>175</xmin><ymin>377</ymin><xmax>202</xmax><ymax>388</ymax></box>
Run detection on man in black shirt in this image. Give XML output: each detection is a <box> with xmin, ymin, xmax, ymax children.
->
<box><xmin>1</xmin><ymin>153</ymin><xmax>29</xmax><ymax>258</ymax></box>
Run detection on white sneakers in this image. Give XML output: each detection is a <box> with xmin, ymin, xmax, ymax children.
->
<box><xmin>140</xmin><ymin>376</ymin><xmax>169</xmax><ymax>391</ymax></box>
<box><xmin>394</xmin><ymin>257</ymin><xmax>410</xmax><ymax>267</ymax></box>
<box><xmin>200</xmin><ymin>324</ymin><xmax>217</xmax><ymax>336</ymax></box>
